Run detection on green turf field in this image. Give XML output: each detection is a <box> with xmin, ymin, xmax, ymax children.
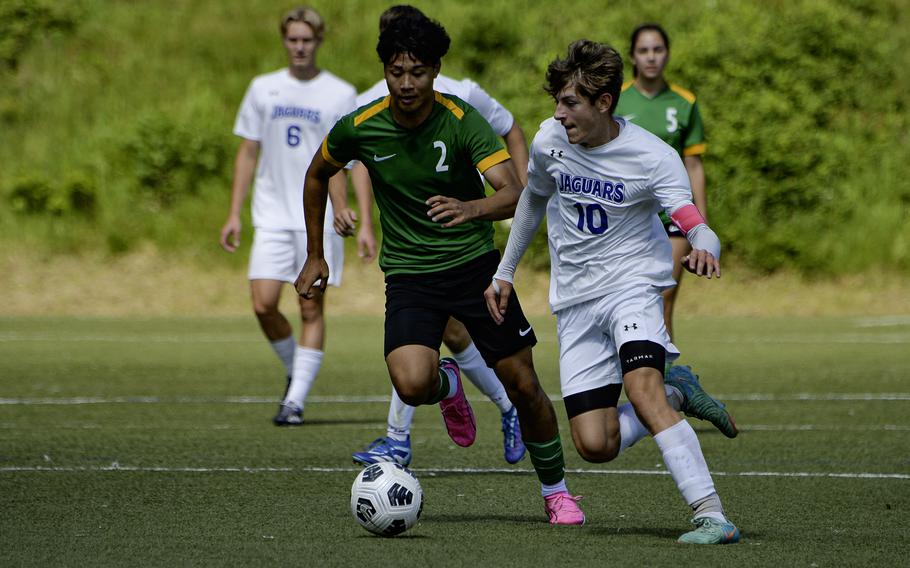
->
<box><xmin>1</xmin><ymin>314</ymin><xmax>907</xmax><ymax>566</ymax></box>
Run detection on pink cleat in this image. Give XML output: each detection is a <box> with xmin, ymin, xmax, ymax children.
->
<box><xmin>438</xmin><ymin>357</ymin><xmax>476</xmax><ymax>447</ymax></box>
<box><xmin>544</xmin><ymin>492</ymin><xmax>585</xmax><ymax>525</ymax></box>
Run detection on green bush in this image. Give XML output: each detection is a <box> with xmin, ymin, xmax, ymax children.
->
<box><xmin>122</xmin><ymin>111</ymin><xmax>230</xmax><ymax>208</ymax></box>
<box><xmin>6</xmin><ymin>174</ymin><xmax>96</xmax><ymax>217</ymax></box>
<box><xmin>0</xmin><ymin>0</ymin><xmax>907</xmax><ymax>274</ymax></box>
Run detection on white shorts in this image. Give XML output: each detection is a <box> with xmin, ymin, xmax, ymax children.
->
<box><xmin>555</xmin><ymin>287</ymin><xmax>679</xmax><ymax>398</ymax></box>
<box><xmin>248</xmin><ymin>228</ymin><xmax>344</xmax><ymax>287</ymax></box>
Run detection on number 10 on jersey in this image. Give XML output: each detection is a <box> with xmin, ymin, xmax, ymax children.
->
<box><xmin>572</xmin><ymin>202</ymin><xmax>608</xmax><ymax>234</ymax></box>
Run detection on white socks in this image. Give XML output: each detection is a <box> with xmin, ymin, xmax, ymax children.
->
<box><xmin>617</xmin><ymin>385</ymin><xmax>683</xmax><ymax>452</ymax></box>
<box><xmin>617</xmin><ymin>402</ymin><xmax>650</xmax><ymax>452</ymax></box>
<box><xmin>452</xmin><ymin>343</ymin><xmax>513</xmax><ymax>414</ymax></box>
<box><xmin>387</xmin><ymin>389</ymin><xmax>416</xmax><ymax>440</ymax></box>
<box><xmin>384</xmin><ymin>342</ymin><xmax>513</xmax><ymax>441</ymax></box>
<box><xmin>269</xmin><ymin>336</ymin><xmax>296</xmax><ymax>377</ymax></box>
<box><xmin>283</xmin><ymin>346</ymin><xmax>323</xmax><ymax>408</ymax></box>
<box><xmin>654</xmin><ymin>420</ymin><xmax>718</xmax><ymax>507</ymax></box>
<box><xmin>541</xmin><ymin>479</ymin><xmax>569</xmax><ymax>497</ymax></box>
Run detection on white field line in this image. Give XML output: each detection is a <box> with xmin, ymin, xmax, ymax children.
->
<box><xmin>0</xmin><ymin>423</ymin><xmax>906</xmax><ymax>432</ymax></box>
<box><xmin>0</xmin><ymin>464</ymin><xmax>906</xmax><ymax>480</ymax></box>
<box><xmin>1</xmin><ymin>393</ymin><xmax>909</xmax><ymax>405</ymax></box>
<box><xmin>1</xmin><ymin>331</ymin><xmax>909</xmax><ymax>344</ymax></box>
<box><xmin>853</xmin><ymin>315</ymin><xmax>910</xmax><ymax>327</ymax></box>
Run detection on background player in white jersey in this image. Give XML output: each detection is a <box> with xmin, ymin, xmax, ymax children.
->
<box><xmin>485</xmin><ymin>40</ymin><xmax>741</xmax><ymax>544</ymax></box>
<box><xmin>219</xmin><ymin>6</ymin><xmax>357</xmax><ymax>425</ymax></box>
<box><xmin>335</xmin><ymin>5</ymin><xmax>527</xmax><ymax>467</ymax></box>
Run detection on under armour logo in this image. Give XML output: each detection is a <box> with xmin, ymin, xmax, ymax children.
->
<box><xmin>624</xmin><ymin>323</ymin><xmax>639</xmax><ymax>331</ymax></box>
<box><xmin>549</xmin><ymin>149</ymin><xmax>564</xmax><ymax>158</ymax></box>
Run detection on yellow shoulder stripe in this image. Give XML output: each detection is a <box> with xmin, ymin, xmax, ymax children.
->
<box><xmin>435</xmin><ymin>92</ymin><xmax>464</xmax><ymax>120</ymax></box>
<box><xmin>476</xmin><ymin>148</ymin><xmax>510</xmax><ymax>174</ymax></box>
<box><xmin>321</xmin><ymin>137</ymin><xmax>345</xmax><ymax>168</ymax></box>
<box><xmin>354</xmin><ymin>96</ymin><xmax>390</xmax><ymax>127</ymax></box>
<box><xmin>621</xmin><ymin>80</ymin><xmax>634</xmax><ymax>92</ymax></box>
<box><xmin>669</xmin><ymin>83</ymin><xmax>696</xmax><ymax>104</ymax></box>
<box><xmin>683</xmin><ymin>142</ymin><xmax>706</xmax><ymax>157</ymax></box>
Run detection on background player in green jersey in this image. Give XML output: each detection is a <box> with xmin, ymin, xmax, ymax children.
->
<box><xmin>615</xmin><ymin>23</ymin><xmax>706</xmax><ymax>343</ymax></box>
<box><xmin>295</xmin><ymin>14</ymin><xmax>584</xmax><ymax>525</ymax></box>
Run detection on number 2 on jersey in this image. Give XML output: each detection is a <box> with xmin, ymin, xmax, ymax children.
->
<box><xmin>433</xmin><ymin>141</ymin><xmax>449</xmax><ymax>173</ymax></box>
<box><xmin>572</xmin><ymin>202</ymin><xmax>608</xmax><ymax>234</ymax></box>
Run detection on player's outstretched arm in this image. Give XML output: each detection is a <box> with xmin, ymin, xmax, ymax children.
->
<box><xmin>350</xmin><ymin>161</ymin><xmax>377</xmax><ymax>262</ymax></box>
<box><xmin>328</xmin><ymin>169</ymin><xmax>354</xmax><ymax>236</ymax></box>
<box><xmin>502</xmin><ymin>122</ymin><xmax>529</xmax><ymax>186</ymax></box>
<box><xmin>220</xmin><ymin>138</ymin><xmax>260</xmax><ymax>252</ymax></box>
<box><xmin>484</xmin><ymin>187</ymin><xmax>550</xmax><ymax>324</ymax></box>
<box><xmin>294</xmin><ymin>149</ymin><xmax>341</xmax><ymax>299</ymax></box>
<box><xmin>670</xmin><ymin>204</ymin><xmax>721</xmax><ymax>279</ymax></box>
<box><xmin>426</xmin><ymin>160</ymin><xmax>523</xmax><ymax>227</ymax></box>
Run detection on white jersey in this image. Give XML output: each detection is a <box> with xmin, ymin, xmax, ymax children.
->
<box><xmin>234</xmin><ymin>69</ymin><xmax>356</xmax><ymax>231</ymax></box>
<box><xmin>356</xmin><ymin>75</ymin><xmax>514</xmax><ymax>136</ymax></box>
<box><xmin>527</xmin><ymin>117</ymin><xmax>692</xmax><ymax>312</ymax></box>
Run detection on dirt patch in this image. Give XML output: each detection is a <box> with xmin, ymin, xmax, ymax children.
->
<box><xmin>2</xmin><ymin>247</ymin><xmax>907</xmax><ymax>317</ymax></box>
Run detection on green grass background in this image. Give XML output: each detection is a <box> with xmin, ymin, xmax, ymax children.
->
<box><xmin>1</xmin><ymin>314</ymin><xmax>907</xmax><ymax>565</ymax></box>
<box><xmin>2</xmin><ymin>0</ymin><xmax>909</xmax><ymax>274</ymax></box>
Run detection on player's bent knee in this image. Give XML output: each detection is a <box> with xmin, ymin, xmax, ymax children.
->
<box><xmin>573</xmin><ymin>437</ymin><xmax>620</xmax><ymax>463</ymax></box>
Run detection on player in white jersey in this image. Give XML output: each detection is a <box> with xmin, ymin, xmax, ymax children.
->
<box><xmin>485</xmin><ymin>40</ymin><xmax>741</xmax><ymax>544</ymax></box>
<box><xmin>334</xmin><ymin>5</ymin><xmax>528</xmax><ymax>468</ymax></box>
<box><xmin>219</xmin><ymin>6</ymin><xmax>359</xmax><ymax>425</ymax></box>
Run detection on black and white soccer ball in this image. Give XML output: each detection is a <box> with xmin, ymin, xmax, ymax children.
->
<box><xmin>350</xmin><ymin>462</ymin><xmax>423</xmax><ymax>536</ymax></box>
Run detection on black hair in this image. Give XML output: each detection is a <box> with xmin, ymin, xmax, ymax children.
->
<box><xmin>378</xmin><ymin>5</ymin><xmax>424</xmax><ymax>32</ymax></box>
<box><xmin>629</xmin><ymin>23</ymin><xmax>670</xmax><ymax>78</ymax></box>
<box><xmin>376</xmin><ymin>12</ymin><xmax>450</xmax><ymax>66</ymax></box>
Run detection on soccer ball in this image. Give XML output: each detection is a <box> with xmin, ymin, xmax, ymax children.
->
<box><xmin>350</xmin><ymin>462</ymin><xmax>423</xmax><ymax>536</ymax></box>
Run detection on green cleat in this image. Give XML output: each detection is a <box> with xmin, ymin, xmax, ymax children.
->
<box><xmin>678</xmin><ymin>517</ymin><xmax>741</xmax><ymax>544</ymax></box>
<box><xmin>665</xmin><ymin>365</ymin><xmax>738</xmax><ymax>438</ymax></box>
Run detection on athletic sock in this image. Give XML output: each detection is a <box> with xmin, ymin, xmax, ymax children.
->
<box><xmin>426</xmin><ymin>364</ymin><xmax>456</xmax><ymax>405</ymax></box>
<box><xmin>618</xmin><ymin>402</ymin><xmax>650</xmax><ymax>452</ymax></box>
<box><xmin>525</xmin><ymin>436</ymin><xmax>567</xmax><ymax>486</ymax></box>
<box><xmin>654</xmin><ymin>419</ymin><xmax>718</xmax><ymax>506</ymax></box>
<box><xmin>691</xmin><ymin>494</ymin><xmax>727</xmax><ymax>522</ymax></box>
<box><xmin>387</xmin><ymin>388</ymin><xmax>415</xmax><ymax>440</ymax></box>
<box><xmin>283</xmin><ymin>347</ymin><xmax>323</xmax><ymax>408</ymax></box>
<box><xmin>541</xmin><ymin>479</ymin><xmax>569</xmax><ymax>498</ymax></box>
<box><xmin>452</xmin><ymin>343</ymin><xmax>512</xmax><ymax>413</ymax></box>
<box><xmin>665</xmin><ymin>384</ymin><xmax>684</xmax><ymax>412</ymax></box>
<box><xmin>269</xmin><ymin>335</ymin><xmax>296</xmax><ymax>377</ymax></box>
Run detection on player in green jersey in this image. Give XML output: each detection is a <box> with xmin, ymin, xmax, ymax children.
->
<box><xmin>615</xmin><ymin>23</ymin><xmax>707</xmax><ymax>342</ymax></box>
<box><xmin>295</xmin><ymin>13</ymin><xmax>585</xmax><ymax>525</ymax></box>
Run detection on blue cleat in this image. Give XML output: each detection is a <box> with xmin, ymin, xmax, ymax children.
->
<box><xmin>273</xmin><ymin>401</ymin><xmax>303</xmax><ymax>426</ymax></box>
<box><xmin>665</xmin><ymin>365</ymin><xmax>738</xmax><ymax>438</ymax></box>
<box><xmin>501</xmin><ymin>406</ymin><xmax>526</xmax><ymax>464</ymax></box>
<box><xmin>678</xmin><ymin>517</ymin><xmax>741</xmax><ymax>544</ymax></box>
<box><xmin>352</xmin><ymin>436</ymin><xmax>412</xmax><ymax>467</ymax></box>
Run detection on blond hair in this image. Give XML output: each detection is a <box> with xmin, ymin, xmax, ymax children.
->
<box><xmin>280</xmin><ymin>6</ymin><xmax>324</xmax><ymax>40</ymax></box>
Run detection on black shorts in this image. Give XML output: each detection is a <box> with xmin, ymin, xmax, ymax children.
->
<box><xmin>384</xmin><ymin>250</ymin><xmax>537</xmax><ymax>367</ymax></box>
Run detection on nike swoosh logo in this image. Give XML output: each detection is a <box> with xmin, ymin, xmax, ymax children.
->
<box><xmin>519</xmin><ymin>326</ymin><xmax>532</xmax><ymax>337</ymax></box>
<box><xmin>373</xmin><ymin>153</ymin><xmax>396</xmax><ymax>162</ymax></box>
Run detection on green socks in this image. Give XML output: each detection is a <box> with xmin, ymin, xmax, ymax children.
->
<box><xmin>525</xmin><ymin>436</ymin><xmax>566</xmax><ymax>485</ymax></box>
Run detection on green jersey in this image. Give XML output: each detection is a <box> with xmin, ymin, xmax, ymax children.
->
<box><xmin>322</xmin><ymin>92</ymin><xmax>510</xmax><ymax>275</ymax></box>
<box><xmin>615</xmin><ymin>81</ymin><xmax>706</xmax><ymax>158</ymax></box>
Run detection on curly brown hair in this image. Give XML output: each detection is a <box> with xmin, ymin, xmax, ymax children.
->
<box><xmin>545</xmin><ymin>40</ymin><xmax>624</xmax><ymax>113</ymax></box>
